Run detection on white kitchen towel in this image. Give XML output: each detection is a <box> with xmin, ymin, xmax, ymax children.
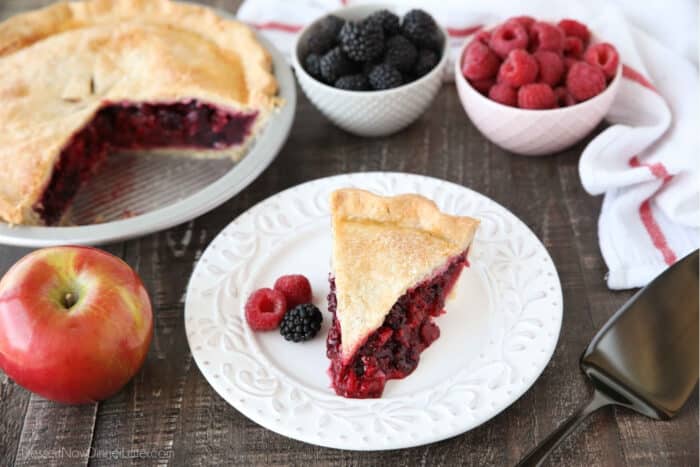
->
<box><xmin>237</xmin><ymin>0</ymin><xmax>699</xmax><ymax>289</ymax></box>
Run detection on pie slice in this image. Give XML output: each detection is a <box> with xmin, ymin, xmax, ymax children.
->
<box><xmin>0</xmin><ymin>0</ymin><xmax>280</xmax><ymax>225</ymax></box>
<box><xmin>326</xmin><ymin>189</ymin><xmax>479</xmax><ymax>398</ymax></box>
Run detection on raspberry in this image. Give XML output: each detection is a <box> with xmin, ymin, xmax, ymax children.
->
<box><xmin>469</xmin><ymin>77</ymin><xmax>495</xmax><ymax>94</ymax></box>
<box><xmin>497</xmin><ymin>49</ymin><xmax>538</xmax><ymax>87</ymax></box>
<box><xmin>566</xmin><ymin>61</ymin><xmax>606</xmax><ymax>101</ymax></box>
<box><xmin>462</xmin><ymin>40</ymin><xmax>501</xmax><ymax>80</ymax></box>
<box><xmin>530</xmin><ymin>22</ymin><xmax>565</xmax><ymax>53</ymax></box>
<box><xmin>563</xmin><ymin>36</ymin><xmax>584</xmax><ymax>59</ymax></box>
<box><xmin>584</xmin><ymin>43</ymin><xmax>619</xmax><ymax>79</ymax></box>
<box><xmin>420</xmin><ymin>321</ymin><xmax>440</xmax><ymax>344</ymax></box>
<box><xmin>473</xmin><ymin>30</ymin><xmax>491</xmax><ymax>45</ymax></box>
<box><xmin>518</xmin><ymin>83</ymin><xmax>557</xmax><ymax>109</ymax></box>
<box><xmin>489</xmin><ymin>21</ymin><xmax>529</xmax><ymax>59</ymax></box>
<box><xmin>384</xmin><ymin>35</ymin><xmax>418</xmax><ymax>72</ymax></box>
<box><xmin>368</xmin><ymin>63</ymin><xmax>403</xmax><ymax>89</ymax></box>
<box><xmin>274</xmin><ymin>274</ymin><xmax>312</xmax><ymax>308</ymax></box>
<box><xmin>339</xmin><ymin>20</ymin><xmax>385</xmax><ymax>62</ymax></box>
<box><xmin>558</xmin><ymin>19</ymin><xmax>590</xmax><ymax>45</ymax></box>
<box><xmin>509</xmin><ymin>15</ymin><xmax>535</xmax><ymax>32</ymax></box>
<box><xmin>534</xmin><ymin>50</ymin><xmax>564</xmax><ymax>86</ymax></box>
<box><xmin>554</xmin><ymin>86</ymin><xmax>577</xmax><ymax>107</ymax></box>
<box><xmin>563</xmin><ymin>57</ymin><xmax>578</xmax><ymax>73</ymax></box>
<box><xmin>245</xmin><ymin>288</ymin><xmax>287</xmax><ymax>331</ymax></box>
<box><xmin>488</xmin><ymin>83</ymin><xmax>517</xmax><ymax>106</ymax></box>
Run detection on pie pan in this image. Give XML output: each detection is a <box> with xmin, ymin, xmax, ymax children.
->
<box><xmin>0</xmin><ymin>25</ymin><xmax>296</xmax><ymax>247</ymax></box>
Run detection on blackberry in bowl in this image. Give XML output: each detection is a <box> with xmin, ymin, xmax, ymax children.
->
<box><xmin>292</xmin><ymin>4</ymin><xmax>448</xmax><ymax>137</ymax></box>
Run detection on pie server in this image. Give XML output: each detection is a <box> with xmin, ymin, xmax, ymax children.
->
<box><xmin>517</xmin><ymin>249</ymin><xmax>699</xmax><ymax>467</ymax></box>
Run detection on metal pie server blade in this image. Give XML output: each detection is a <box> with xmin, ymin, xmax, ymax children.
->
<box><xmin>517</xmin><ymin>249</ymin><xmax>699</xmax><ymax>467</ymax></box>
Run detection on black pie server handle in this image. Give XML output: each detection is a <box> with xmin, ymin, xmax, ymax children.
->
<box><xmin>515</xmin><ymin>390</ymin><xmax>612</xmax><ymax>467</ymax></box>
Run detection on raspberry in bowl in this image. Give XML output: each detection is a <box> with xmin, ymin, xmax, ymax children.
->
<box><xmin>454</xmin><ymin>17</ymin><xmax>622</xmax><ymax>156</ymax></box>
<box><xmin>292</xmin><ymin>5</ymin><xmax>448</xmax><ymax>137</ymax></box>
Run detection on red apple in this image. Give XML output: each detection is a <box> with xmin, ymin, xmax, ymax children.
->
<box><xmin>0</xmin><ymin>246</ymin><xmax>152</xmax><ymax>404</ymax></box>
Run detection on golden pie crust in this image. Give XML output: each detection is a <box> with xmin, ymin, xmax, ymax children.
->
<box><xmin>330</xmin><ymin>189</ymin><xmax>480</xmax><ymax>361</ymax></box>
<box><xmin>0</xmin><ymin>0</ymin><xmax>280</xmax><ymax>225</ymax></box>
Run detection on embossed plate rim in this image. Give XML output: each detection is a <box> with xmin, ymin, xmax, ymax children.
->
<box><xmin>184</xmin><ymin>172</ymin><xmax>563</xmax><ymax>450</ymax></box>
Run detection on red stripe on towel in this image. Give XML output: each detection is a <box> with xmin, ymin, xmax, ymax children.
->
<box><xmin>249</xmin><ymin>21</ymin><xmax>303</xmax><ymax>33</ymax></box>
<box><xmin>447</xmin><ymin>25</ymin><xmax>483</xmax><ymax>37</ymax></box>
<box><xmin>629</xmin><ymin>155</ymin><xmax>671</xmax><ymax>181</ymax></box>
<box><xmin>628</xmin><ymin>156</ymin><xmax>677</xmax><ymax>265</ymax></box>
<box><xmin>249</xmin><ymin>20</ymin><xmax>485</xmax><ymax>39</ymax></box>
<box><xmin>638</xmin><ymin>200</ymin><xmax>678</xmax><ymax>265</ymax></box>
<box><xmin>622</xmin><ymin>65</ymin><xmax>658</xmax><ymax>93</ymax></box>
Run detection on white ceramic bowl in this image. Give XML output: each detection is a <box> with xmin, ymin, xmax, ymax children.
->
<box><xmin>454</xmin><ymin>29</ymin><xmax>622</xmax><ymax>156</ymax></box>
<box><xmin>292</xmin><ymin>4</ymin><xmax>448</xmax><ymax>137</ymax></box>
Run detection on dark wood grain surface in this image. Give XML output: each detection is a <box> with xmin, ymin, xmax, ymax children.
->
<box><xmin>0</xmin><ymin>1</ymin><xmax>697</xmax><ymax>466</ymax></box>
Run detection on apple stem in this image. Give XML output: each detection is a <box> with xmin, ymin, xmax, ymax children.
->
<box><xmin>62</xmin><ymin>291</ymin><xmax>77</xmax><ymax>309</ymax></box>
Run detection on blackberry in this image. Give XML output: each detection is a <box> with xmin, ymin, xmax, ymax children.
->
<box><xmin>385</xmin><ymin>302</ymin><xmax>407</xmax><ymax>330</ymax></box>
<box><xmin>384</xmin><ymin>35</ymin><xmax>417</xmax><ymax>73</ymax></box>
<box><xmin>318</xmin><ymin>14</ymin><xmax>345</xmax><ymax>37</ymax></box>
<box><xmin>338</xmin><ymin>20</ymin><xmax>384</xmax><ymax>62</ymax></box>
<box><xmin>353</xmin><ymin>358</ymin><xmax>365</xmax><ymax>376</ymax></box>
<box><xmin>368</xmin><ymin>63</ymin><xmax>403</xmax><ymax>90</ymax></box>
<box><xmin>305</xmin><ymin>31</ymin><xmax>334</xmax><ymax>56</ymax></box>
<box><xmin>335</xmin><ymin>74</ymin><xmax>370</xmax><ymax>91</ymax></box>
<box><xmin>362</xmin><ymin>59</ymin><xmax>380</xmax><ymax>76</ymax></box>
<box><xmin>414</xmin><ymin>48</ymin><xmax>439</xmax><ymax>77</ymax></box>
<box><xmin>366</xmin><ymin>9</ymin><xmax>400</xmax><ymax>35</ymax></box>
<box><xmin>305</xmin><ymin>14</ymin><xmax>345</xmax><ymax>54</ymax></box>
<box><xmin>304</xmin><ymin>53</ymin><xmax>322</xmax><ymax>80</ymax></box>
<box><xmin>280</xmin><ymin>304</ymin><xmax>323</xmax><ymax>342</ymax></box>
<box><xmin>401</xmin><ymin>9</ymin><xmax>443</xmax><ymax>50</ymax></box>
<box><xmin>319</xmin><ymin>47</ymin><xmax>355</xmax><ymax>83</ymax></box>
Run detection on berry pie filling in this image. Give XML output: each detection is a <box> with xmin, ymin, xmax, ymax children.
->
<box><xmin>327</xmin><ymin>251</ymin><xmax>469</xmax><ymax>398</ymax></box>
<box><xmin>35</xmin><ymin>100</ymin><xmax>258</xmax><ymax>225</ymax></box>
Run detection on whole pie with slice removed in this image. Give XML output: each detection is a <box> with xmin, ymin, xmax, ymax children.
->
<box><xmin>0</xmin><ymin>0</ymin><xmax>280</xmax><ymax>225</ymax></box>
<box><xmin>326</xmin><ymin>189</ymin><xmax>480</xmax><ymax>398</ymax></box>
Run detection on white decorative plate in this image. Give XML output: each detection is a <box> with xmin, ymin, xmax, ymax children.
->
<box><xmin>0</xmin><ymin>30</ymin><xmax>295</xmax><ymax>247</ymax></box>
<box><xmin>184</xmin><ymin>172</ymin><xmax>563</xmax><ymax>450</ymax></box>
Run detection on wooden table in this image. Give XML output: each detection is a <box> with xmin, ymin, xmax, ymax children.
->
<box><xmin>0</xmin><ymin>1</ymin><xmax>697</xmax><ymax>465</ymax></box>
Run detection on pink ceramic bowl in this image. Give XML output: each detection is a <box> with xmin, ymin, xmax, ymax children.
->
<box><xmin>454</xmin><ymin>29</ymin><xmax>622</xmax><ymax>156</ymax></box>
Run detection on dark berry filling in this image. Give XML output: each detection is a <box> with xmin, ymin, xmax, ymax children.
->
<box><xmin>35</xmin><ymin>100</ymin><xmax>257</xmax><ymax>225</ymax></box>
<box><xmin>36</xmin><ymin>123</ymin><xmax>110</xmax><ymax>225</ymax></box>
<box><xmin>327</xmin><ymin>251</ymin><xmax>469</xmax><ymax>398</ymax></box>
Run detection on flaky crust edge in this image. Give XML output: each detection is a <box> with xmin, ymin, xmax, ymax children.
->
<box><xmin>330</xmin><ymin>188</ymin><xmax>480</xmax><ymax>250</ymax></box>
<box><xmin>0</xmin><ymin>0</ymin><xmax>278</xmax><ymax>110</ymax></box>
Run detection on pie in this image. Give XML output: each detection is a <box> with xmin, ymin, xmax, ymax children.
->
<box><xmin>326</xmin><ymin>189</ymin><xmax>479</xmax><ymax>398</ymax></box>
<box><xmin>0</xmin><ymin>0</ymin><xmax>280</xmax><ymax>225</ymax></box>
